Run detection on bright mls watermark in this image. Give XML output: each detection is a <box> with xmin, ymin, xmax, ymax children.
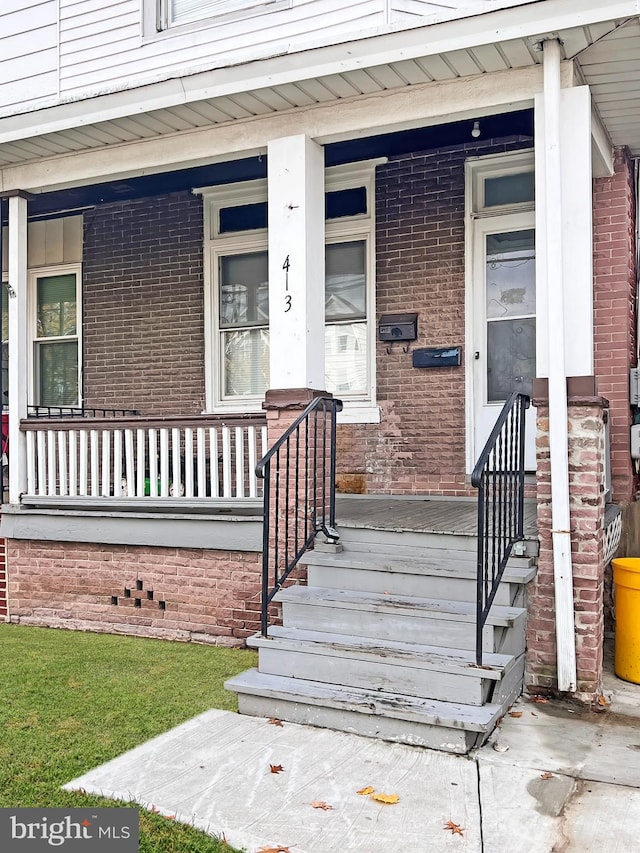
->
<box><xmin>0</xmin><ymin>808</ymin><xmax>139</xmax><ymax>851</ymax></box>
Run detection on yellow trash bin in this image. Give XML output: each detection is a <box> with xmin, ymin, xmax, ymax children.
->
<box><xmin>613</xmin><ymin>558</ymin><xmax>640</xmax><ymax>684</ymax></box>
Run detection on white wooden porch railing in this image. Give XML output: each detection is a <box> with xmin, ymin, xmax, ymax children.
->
<box><xmin>21</xmin><ymin>415</ymin><xmax>267</xmax><ymax>501</ymax></box>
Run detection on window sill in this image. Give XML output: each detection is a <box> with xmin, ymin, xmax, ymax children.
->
<box><xmin>337</xmin><ymin>404</ymin><xmax>380</xmax><ymax>425</ymax></box>
<box><xmin>204</xmin><ymin>402</ymin><xmax>380</xmax><ymax>423</ymax></box>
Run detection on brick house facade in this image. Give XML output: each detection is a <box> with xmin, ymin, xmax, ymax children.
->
<box><xmin>2</xmin><ymin>3</ymin><xmax>640</xmax><ymax>710</ymax></box>
<box><xmin>3</xmin><ymin>140</ymin><xmax>637</xmax><ymax>697</ymax></box>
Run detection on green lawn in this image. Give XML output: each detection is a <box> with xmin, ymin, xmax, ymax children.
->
<box><xmin>0</xmin><ymin>623</ymin><xmax>258</xmax><ymax>852</ymax></box>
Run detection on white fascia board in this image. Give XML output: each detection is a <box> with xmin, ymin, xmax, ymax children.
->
<box><xmin>1</xmin><ymin>63</ymin><xmax>565</xmax><ymax>194</ymax></box>
<box><xmin>0</xmin><ymin>0</ymin><xmax>636</xmax><ymax>146</ymax></box>
<box><xmin>591</xmin><ymin>106</ymin><xmax>614</xmax><ymax>178</ymax></box>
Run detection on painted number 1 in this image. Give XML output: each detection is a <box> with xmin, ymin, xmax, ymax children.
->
<box><xmin>283</xmin><ymin>255</ymin><xmax>292</xmax><ymax>312</ymax></box>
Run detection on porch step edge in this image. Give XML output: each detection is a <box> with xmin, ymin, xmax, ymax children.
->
<box><xmin>301</xmin><ymin>549</ymin><xmax>537</xmax><ymax>584</ymax></box>
<box><xmin>248</xmin><ymin>626</ymin><xmax>513</xmax><ymax>679</ymax></box>
<box><xmin>275</xmin><ymin>585</ymin><xmax>525</xmax><ymax>627</ymax></box>
<box><xmin>225</xmin><ymin>668</ymin><xmax>505</xmax><ymax>733</ymax></box>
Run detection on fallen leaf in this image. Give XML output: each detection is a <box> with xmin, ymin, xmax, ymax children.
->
<box><xmin>508</xmin><ymin>711</ymin><xmax>523</xmax><ymax>718</ymax></box>
<box><xmin>268</xmin><ymin>718</ymin><xmax>284</xmax><ymax>727</ymax></box>
<box><xmin>532</xmin><ymin>696</ymin><xmax>548</xmax><ymax>704</ymax></box>
<box><xmin>597</xmin><ymin>695</ymin><xmax>609</xmax><ymax>707</ymax></box>
<box><xmin>311</xmin><ymin>801</ymin><xmax>334</xmax><ymax>811</ymax></box>
<box><xmin>257</xmin><ymin>847</ymin><xmax>291</xmax><ymax>853</ymax></box>
<box><xmin>492</xmin><ymin>742</ymin><xmax>509</xmax><ymax>753</ymax></box>
<box><xmin>166</xmin><ymin>815</ymin><xmax>176</xmax><ymax>821</ymax></box>
<box><xmin>357</xmin><ymin>786</ymin><xmax>375</xmax><ymax>795</ymax></box>
<box><xmin>531</xmin><ymin>711</ymin><xmax>538</xmax><ymax>717</ymax></box>
<box><xmin>444</xmin><ymin>821</ymin><xmax>464</xmax><ymax>836</ymax></box>
<box><xmin>270</xmin><ymin>764</ymin><xmax>284</xmax><ymax>774</ymax></box>
<box><xmin>370</xmin><ymin>793</ymin><xmax>399</xmax><ymax>805</ymax></box>
<box><xmin>540</xmin><ymin>772</ymin><xmax>554</xmax><ymax>780</ymax></box>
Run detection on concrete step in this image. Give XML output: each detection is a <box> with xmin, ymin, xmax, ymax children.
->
<box><xmin>225</xmin><ymin>668</ymin><xmax>505</xmax><ymax>754</ymax></box>
<box><xmin>303</xmin><ymin>548</ymin><xmax>536</xmax><ymax>607</ymax></box>
<box><xmin>320</xmin><ymin>539</ymin><xmax>536</xmax><ymax>568</ymax></box>
<box><xmin>247</xmin><ymin>626</ymin><xmax>519</xmax><ymax>706</ymax></box>
<box><xmin>334</xmin><ymin>524</ymin><xmax>539</xmax><ymax>558</ymax></box>
<box><xmin>276</xmin><ymin>585</ymin><xmax>526</xmax><ymax>655</ymax></box>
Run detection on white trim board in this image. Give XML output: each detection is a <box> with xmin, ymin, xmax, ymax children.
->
<box><xmin>0</xmin><ymin>0</ymin><xmax>633</xmax><ymax>143</ymax></box>
<box><xmin>0</xmin><ymin>64</ymin><xmax>570</xmax><ymax>193</ymax></box>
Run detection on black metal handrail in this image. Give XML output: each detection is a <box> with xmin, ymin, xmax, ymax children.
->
<box><xmin>256</xmin><ymin>395</ymin><xmax>343</xmax><ymax>636</ymax></box>
<box><xmin>471</xmin><ymin>391</ymin><xmax>529</xmax><ymax>665</ymax></box>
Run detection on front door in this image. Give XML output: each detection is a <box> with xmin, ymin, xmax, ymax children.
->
<box><xmin>472</xmin><ymin>212</ymin><xmax>536</xmax><ymax>470</ymax></box>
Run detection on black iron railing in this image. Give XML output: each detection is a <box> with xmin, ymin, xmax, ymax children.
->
<box><xmin>256</xmin><ymin>396</ymin><xmax>342</xmax><ymax>636</ymax></box>
<box><xmin>471</xmin><ymin>391</ymin><xmax>529</xmax><ymax>665</ymax></box>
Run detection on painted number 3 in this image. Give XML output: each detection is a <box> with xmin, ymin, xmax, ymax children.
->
<box><xmin>284</xmin><ymin>294</ymin><xmax>292</xmax><ymax>313</ymax></box>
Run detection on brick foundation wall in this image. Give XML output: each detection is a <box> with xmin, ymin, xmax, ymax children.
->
<box><xmin>593</xmin><ymin>148</ymin><xmax>637</xmax><ymax>506</ymax></box>
<box><xmin>527</xmin><ymin>399</ymin><xmax>607</xmax><ymax>698</ymax></box>
<box><xmin>82</xmin><ymin>191</ymin><xmax>205</xmax><ymax>417</ymax></box>
<box><xmin>337</xmin><ymin>136</ymin><xmax>533</xmax><ymax>495</ymax></box>
<box><xmin>7</xmin><ymin>540</ymin><xmax>262</xmax><ymax>644</ymax></box>
<box><xmin>0</xmin><ymin>535</ymin><xmax>6</xmax><ymax>619</ymax></box>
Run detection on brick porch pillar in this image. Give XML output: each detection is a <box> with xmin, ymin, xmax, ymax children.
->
<box><xmin>527</xmin><ymin>386</ymin><xmax>608</xmax><ymax>700</ymax></box>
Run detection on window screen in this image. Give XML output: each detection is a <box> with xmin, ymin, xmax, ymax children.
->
<box><xmin>34</xmin><ymin>272</ymin><xmax>79</xmax><ymax>406</ymax></box>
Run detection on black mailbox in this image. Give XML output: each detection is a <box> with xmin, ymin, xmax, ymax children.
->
<box><xmin>378</xmin><ymin>313</ymin><xmax>418</xmax><ymax>342</ymax></box>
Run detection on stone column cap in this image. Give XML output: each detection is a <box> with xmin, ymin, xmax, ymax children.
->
<box><xmin>263</xmin><ymin>387</ymin><xmax>333</xmax><ymax>411</ymax></box>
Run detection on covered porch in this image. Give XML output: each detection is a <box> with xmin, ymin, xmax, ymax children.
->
<box><xmin>1</xmin><ymin>7</ymin><xmax>639</xmax><ymax>705</ymax></box>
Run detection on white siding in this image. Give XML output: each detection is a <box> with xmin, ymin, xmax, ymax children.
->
<box><xmin>57</xmin><ymin>0</ymin><xmax>383</xmax><ymax>95</ymax></box>
<box><xmin>391</xmin><ymin>0</ymin><xmax>488</xmax><ymax>20</ymax></box>
<box><xmin>1</xmin><ymin>215</ymin><xmax>83</xmax><ymax>275</ymax></box>
<box><xmin>1</xmin><ymin>0</ymin><xmax>544</xmax><ymax>113</ymax></box>
<box><xmin>0</xmin><ymin>0</ymin><xmax>58</xmax><ymax>110</ymax></box>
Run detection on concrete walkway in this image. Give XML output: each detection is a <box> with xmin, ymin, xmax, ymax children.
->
<box><xmin>65</xmin><ymin>680</ymin><xmax>640</xmax><ymax>853</ymax></box>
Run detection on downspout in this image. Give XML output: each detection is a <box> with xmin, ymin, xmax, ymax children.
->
<box><xmin>635</xmin><ymin>159</ymin><xmax>639</xmax><ymax>357</ymax></box>
<box><xmin>0</xmin><ymin>198</ymin><xmax>4</xmax><ymax>409</ymax></box>
<box><xmin>542</xmin><ymin>39</ymin><xmax>577</xmax><ymax>693</ymax></box>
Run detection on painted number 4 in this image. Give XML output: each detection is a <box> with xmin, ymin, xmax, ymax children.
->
<box><xmin>283</xmin><ymin>255</ymin><xmax>292</xmax><ymax>312</ymax></box>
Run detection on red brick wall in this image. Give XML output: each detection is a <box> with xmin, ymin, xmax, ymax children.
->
<box><xmin>592</xmin><ymin>148</ymin><xmax>637</xmax><ymax>504</ymax></box>
<box><xmin>527</xmin><ymin>400</ymin><xmax>607</xmax><ymax>698</ymax></box>
<box><xmin>7</xmin><ymin>540</ymin><xmax>262</xmax><ymax>644</ymax></box>
<box><xmin>82</xmin><ymin>191</ymin><xmax>205</xmax><ymax>417</ymax></box>
<box><xmin>79</xmin><ymin>143</ymin><xmax>548</xmax><ymax>495</ymax></box>
<box><xmin>337</xmin><ymin>137</ymin><xmax>533</xmax><ymax>495</ymax></box>
<box><xmin>76</xmin><ymin>143</ymin><xmax>636</xmax><ymax>500</ymax></box>
<box><xmin>0</xmin><ymin>535</ymin><xmax>6</xmax><ymax>619</ymax></box>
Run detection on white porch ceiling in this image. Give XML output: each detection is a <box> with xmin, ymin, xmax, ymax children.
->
<box><xmin>0</xmin><ymin>17</ymin><xmax>639</xmax><ymax>172</ymax></box>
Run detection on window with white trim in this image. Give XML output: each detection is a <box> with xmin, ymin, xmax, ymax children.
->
<box><xmin>30</xmin><ymin>266</ymin><xmax>82</xmax><ymax>407</ymax></box>
<box><xmin>198</xmin><ymin>161</ymin><xmax>381</xmax><ymax>413</ymax></box>
<box><xmin>153</xmin><ymin>0</ymin><xmax>282</xmax><ymax>31</ymax></box>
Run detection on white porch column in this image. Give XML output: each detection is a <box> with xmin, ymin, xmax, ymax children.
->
<box><xmin>535</xmin><ymin>39</ymin><xmax>577</xmax><ymax>693</ymax></box>
<box><xmin>536</xmin><ymin>84</ymin><xmax>594</xmax><ymax>378</ymax></box>
<box><xmin>267</xmin><ymin>134</ymin><xmax>325</xmax><ymax>391</ymax></box>
<box><xmin>7</xmin><ymin>194</ymin><xmax>28</xmax><ymax>504</ymax></box>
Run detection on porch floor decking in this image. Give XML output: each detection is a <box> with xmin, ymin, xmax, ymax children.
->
<box><xmin>335</xmin><ymin>495</ymin><xmax>538</xmax><ymax>539</ymax></box>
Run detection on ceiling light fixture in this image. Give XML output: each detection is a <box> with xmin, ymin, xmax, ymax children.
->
<box><xmin>471</xmin><ymin>120</ymin><xmax>481</xmax><ymax>139</ymax></box>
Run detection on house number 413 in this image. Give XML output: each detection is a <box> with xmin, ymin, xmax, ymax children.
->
<box><xmin>283</xmin><ymin>255</ymin><xmax>292</xmax><ymax>313</ymax></box>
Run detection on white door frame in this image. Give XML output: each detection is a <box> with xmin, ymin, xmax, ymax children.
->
<box><xmin>468</xmin><ymin>212</ymin><xmax>536</xmax><ymax>472</ymax></box>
